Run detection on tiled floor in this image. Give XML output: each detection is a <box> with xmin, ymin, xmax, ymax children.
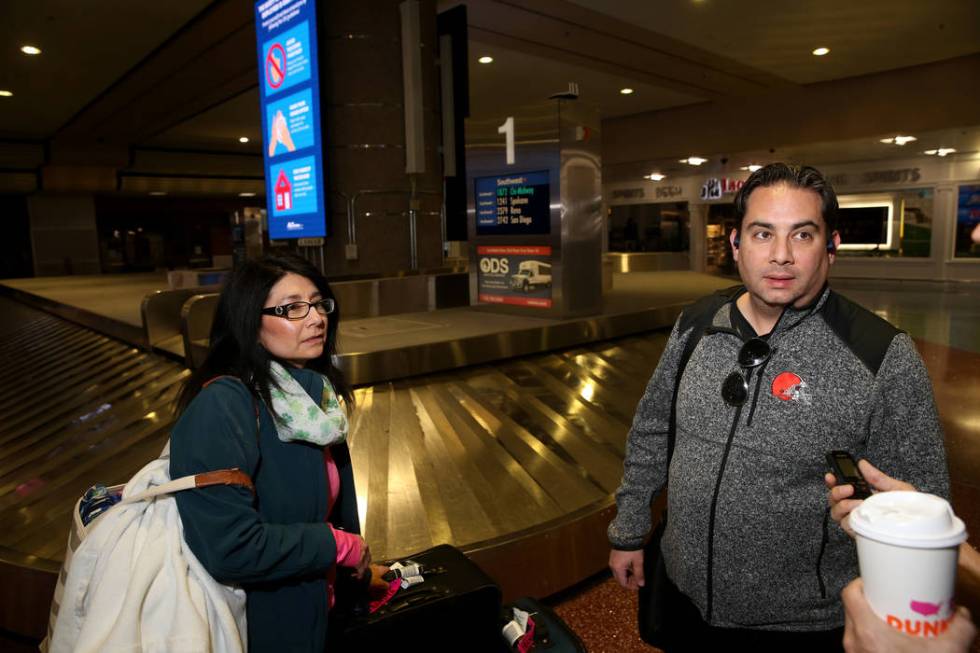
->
<box><xmin>832</xmin><ymin>279</ymin><xmax>980</xmax><ymax>354</ymax></box>
<box><xmin>545</xmin><ymin>279</ymin><xmax>980</xmax><ymax>652</ymax></box>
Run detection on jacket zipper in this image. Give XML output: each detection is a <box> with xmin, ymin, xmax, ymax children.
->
<box><xmin>815</xmin><ymin>507</ymin><xmax>830</xmax><ymax>599</ymax></box>
<box><xmin>705</xmin><ymin>367</ymin><xmax>750</xmax><ymax>622</ymax></box>
<box><xmin>745</xmin><ymin>350</ymin><xmax>773</xmax><ymax>427</ymax></box>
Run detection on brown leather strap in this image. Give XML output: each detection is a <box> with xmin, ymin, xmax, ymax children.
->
<box><xmin>194</xmin><ymin>468</ymin><xmax>255</xmax><ymax>493</ymax></box>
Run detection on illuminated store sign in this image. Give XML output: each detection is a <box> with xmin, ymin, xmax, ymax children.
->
<box><xmin>827</xmin><ymin>168</ymin><xmax>921</xmax><ymax>188</ymax></box>
<box><xmin>700</xmin><ymin>177</ymin><xmax>745</xmax><ymax>201</ymax></box>
<box><xmin>255</xmin><ymin>0</ymin><xmax>326</xmax><ymax>239</ymax></box>
<box><xmin>610</xmin><ymin>186</ymin><xmax>684</xmax><ymax>201</ymax></box>
<box><xmin>475</xmin><ymin>171</ymin><xmax>551</xmax><ymax>235</ymax></box>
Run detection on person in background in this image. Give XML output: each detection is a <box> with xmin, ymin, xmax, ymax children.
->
<box><xmin>828</xmin><ymin>459</ymin><xmax>979</xmax><ymax>653</ymax></box>
<box><xmin>170</xmin><ymin>254</ymin><xmax>368</xmax><ymax>652</ymax></box>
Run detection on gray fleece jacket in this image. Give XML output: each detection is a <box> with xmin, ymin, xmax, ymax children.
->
<box><xmin>608</xmin><ymin>286</ymin><xmax>949</xmax><ymax>631</ymax></box>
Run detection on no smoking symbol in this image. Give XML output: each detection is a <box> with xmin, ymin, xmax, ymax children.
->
<box><xmin>266</xmin><ymin>43</ymin><xmax>286</xmax><ymax>89</ymax></box>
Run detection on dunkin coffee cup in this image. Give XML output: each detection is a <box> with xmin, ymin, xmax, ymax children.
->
<box><xmin>850</xmin><ymin>491</ymin><xmax>967</xmax><ymax>637</ymax></box>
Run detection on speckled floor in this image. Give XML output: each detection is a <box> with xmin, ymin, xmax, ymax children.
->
<box><xmin>547</xmin><ymin>572</ymin><xmax>655</xmax><ymax>653</ymax></box>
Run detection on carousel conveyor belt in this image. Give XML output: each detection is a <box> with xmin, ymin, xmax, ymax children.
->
<box><xmin>0</xmin><ymin>294</ymin><xmax>671</xmax><ymax>639</ymax></box>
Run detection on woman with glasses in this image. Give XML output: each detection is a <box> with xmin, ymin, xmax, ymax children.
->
<box><xmin>169</xmin><ymin>253</ymin><xmax>367</xmax><ymax>652</ymax></box>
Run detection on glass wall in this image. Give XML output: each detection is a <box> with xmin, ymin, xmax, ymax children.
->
<box><xmin>705</xmin><ymin>203</ymin><xmax>736</xmax><ymax>276</ymax></box>
<box><xmin>955</xmin><ymin>184</ymin><xmax>980</xmax><ymax>258</ymax></box>
<box><xmin>835</xmin><ymin>188</ymin><xmax>933</xmax><ymax>258</ymax></box>
<box><xmin>607</xmin><ymin>202</ymin><xmax>689</xmax><ymax>253</ymax></box>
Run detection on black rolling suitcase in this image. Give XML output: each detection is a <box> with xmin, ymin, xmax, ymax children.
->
<box><xmin>338</xmin><ymin>544</ymin><xmax>502</xmax><ymax>652</ymax></box>
<box><xmin>500</xmin><ymin>597</ymin><xmax>587</xmax><ymax>652</ymax></box>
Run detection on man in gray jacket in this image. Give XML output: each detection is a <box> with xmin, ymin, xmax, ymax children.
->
<box><xmin>608</xmin><ymin>163</ymin><xmax>949</xmax><ymax>651</ymax></box>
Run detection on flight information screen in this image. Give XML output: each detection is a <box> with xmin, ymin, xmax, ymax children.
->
<box><xmin>475</xmin><ymin>170</ymin><xmax>551</xmax><ymax>235</ymax></box>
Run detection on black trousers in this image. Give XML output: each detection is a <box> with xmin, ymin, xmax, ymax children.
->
<box><xmin>659</xmin><ymin>575</ymin><xmax>845</xmax><ymax>653</ymax></box>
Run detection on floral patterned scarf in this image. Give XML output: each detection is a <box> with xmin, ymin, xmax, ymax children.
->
<box><xmin>268</xmin><ymin>362</ymin><xmax>348</xmax><ymax>447</ymax></box>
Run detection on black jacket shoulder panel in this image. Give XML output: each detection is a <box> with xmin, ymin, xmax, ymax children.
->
<box><xmin>820</xmin><ymin>290</ymin><xmax>903</xmax><ymax>375</ymax></box>
<box><xmin>678</xmin><ymin>285</ymin><xmax>742</xmax><ymax>334</ymax></box>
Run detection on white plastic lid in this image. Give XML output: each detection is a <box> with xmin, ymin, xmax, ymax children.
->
<box><xmin>851</xmin><ymin>491</ymin><xmax>967</xmax><ymax>549</ymax></box>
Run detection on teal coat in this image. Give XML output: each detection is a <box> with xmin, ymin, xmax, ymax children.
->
<box><xmin>170</xmin><ymin>369</ymin><xmax>359</xmax><ymax>652</ymax></box>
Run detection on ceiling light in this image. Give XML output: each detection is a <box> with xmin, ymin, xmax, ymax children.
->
<box><xmin>740</xmin><ymin>164</ymin><xmax>762</xmax><ymax>172</ymax></box>
<box><xmin>0</xmin><ymin>90</ymin><xmax>12</xmax><ymax>97</ymax></box>
<box><xmin>646</xmin><ymin>173</ymin><xmax>666</xmax><ymax>181</ymax></box>
<box><xmin>21</xmin><ymin>45</ymin><xmax>41</xmax><ymax>55</ymax></box>
<box><xmin>880</xmin><ymin>135</ymin><xmax>917</xmax><ymax>146</ymax></box>
<box><xmin>620</xmin><ymin>88</ymin><xmax>634</xmax><ymax>95</ymax></box>
<box><xmin>812</xmin><ymin>47</ymin><xmax>830</xmax><ymax>56</ymax></box>
<box><xmin>148</xmin><ymin>191</ymin><xmax>167</xmax><ymax>196</ymax></box>
<box><xmin>478</xmin><ymin>56</ymin><xmax>493</xmax><ymax>64</ymax></box>
<box><xmin>239</xmin><ymin>192</ymin><xmax>257</xmax><ymax>197</ymax></box>
<box><xmin>680</xmin><ymin>156</ymin><xmax>707</xmax><ymax>166</ymax></box>
<box><xmin>238</xmin><ymin>136</ymin><xmax>249</xmax><ymax>143</ymax></box>
<box><xmin>924</xmin><ymin>148</ymin><xmax>956</xmax><ymax>157</ymax></box>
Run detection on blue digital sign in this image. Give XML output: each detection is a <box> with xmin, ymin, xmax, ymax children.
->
<box><xmin>255</xmin><ymin>0</ymin><xmax>326</xmax><ymax>239</ymax></box>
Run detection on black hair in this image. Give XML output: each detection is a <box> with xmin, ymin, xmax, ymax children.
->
<box><xmin>176</xmin><ymin>253</ymin><xmax>353</xmax><ymax>417</ymax></box>
<box><xmin>733</xmin><ymin>163</ymin><xmax>838</xmax><ymax>240</ymax></box>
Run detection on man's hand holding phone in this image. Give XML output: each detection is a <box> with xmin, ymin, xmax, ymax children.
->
<box><xmin>824</xmin><ymin>457</ymin><xmax>916</xmax><ymax>537</ymax></box>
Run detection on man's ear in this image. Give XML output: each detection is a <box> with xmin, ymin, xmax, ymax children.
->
<box><xmin>730</xmin><ymin>228</ymin><xmax>740</xmax><ymax>261</ymax></box>
<box><xmin>828</xmin><ymin>230</ymin><xmax>841</xmax><ymax>261</ymax></box>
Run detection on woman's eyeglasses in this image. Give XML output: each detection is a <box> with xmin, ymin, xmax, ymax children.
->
<box><xmin>721</xmin><ymin>337</ymin><xmax>772</xmax><ymax>407</ymax></box>
<box><xmin>261</xmin><ymin>297</ymin><xmax>335</xmax><ymax>320</ymax></box>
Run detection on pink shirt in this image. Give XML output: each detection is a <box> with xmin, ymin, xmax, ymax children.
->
<box><xmin>325</xmin><ymin>447</ymin><xmax>361</xmax><ymax>608</ymax></box>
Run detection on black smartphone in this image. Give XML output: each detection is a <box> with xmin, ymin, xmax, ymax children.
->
<box><xmin>826</xmin><ymin>451</ymin><xmax>872</xmax><ymax>499</ymax></box>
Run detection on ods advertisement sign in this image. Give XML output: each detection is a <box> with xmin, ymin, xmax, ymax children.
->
<box><xmin>477</xmin><ymin>245</ymin><xmax>553</xmax><ymax>308</ymax></box>
<box><xmin>254</xmin><ymin>0</ymin><xmax>326</xmax><ymax>240</ymax></box>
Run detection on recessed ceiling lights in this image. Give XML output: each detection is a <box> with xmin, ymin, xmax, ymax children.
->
<box><xmin>148</xmin><ymin>191</ymin><xmax>167</xmax><ymax>196</ymax></box>
<box><xmin>924</xmin><ymin>148</ymin><xmax>956</xmax><ymax>157</ymax></box>
<box><xmin>239</xmin><ymin>192</ymin><xmax>257</xmax><ymax>197</ymax></box>
<box><xmin>239</xmin><ymin>136</ymin><xmax>249</xmax><ymax>143</ymax></box>
<box><xmin>680</xmin><ymin>156</ymin><xmax>707</xmax><ymax>166</ymax></box>
<box><xmin>620</xmin><ymin>88</ymin><xmax>634</xmax><ymax>95</ymax></box>
<box><xmin>880</xmin><ymin>135</ymin><xmax>917</xmax><ymax>146</ymax></box>
<box><xmin>21</xmin><ymin>45</ymin><xmax>41</xmax><ymax>55</ymax></box>
<box><xmin>478</xmin><ymin>56</ymin><xmax>493</xmax><ymax>64</ymax></box>
<box><xmin>0</xmin><ymin>90</ymin><xmax>12</xmax><ymax>97</ymax></box>
<box><xmin>812</xmin><ymin>47</ymin><xmax>830</xmax><ymax>56</ymax></box>
<box><xmin>645</xmin><ymin>173</ymin><xmax>666</xmax><ymax>181</ymax></box>
<box><xmin>740</xmin><ymin>164</ymin><xmax>762</xmax><ymax>172</ymax></box>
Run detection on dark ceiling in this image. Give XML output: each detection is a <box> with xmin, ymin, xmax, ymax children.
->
<box><xmin>0</xmin><ymin>0</ymin><xmax>978</xmax><ymax>162</ymax></box>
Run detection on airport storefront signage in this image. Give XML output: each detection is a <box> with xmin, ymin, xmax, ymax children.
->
<box><xmin>609</xmin><ymin>185</ymin><xmax>685</xmax><ymax>202</ymax></box>
<box><xmin>254</xmin><ymin>0</ymin><xmax>327</xmax><ymax>240</ymax></box>
<box><xmin>828</xmin><ymin>168</ymin><xmax>921</xmax><ymax>189</ymax></box>
<box><xmin>476</xmin><ymin>245</ymin><xmax>553</xmax><ymax>308</ymax></box>
<box><xmin>700</xmin><ymin>177</ymin><xmax>745</xmax><ymax>201</ymax></box>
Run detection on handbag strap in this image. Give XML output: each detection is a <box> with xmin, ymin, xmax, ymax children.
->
<box><xmin>120</xmin><ymin>376</ymin><xmax>262</xmax><ymax>505</ymax></box>
<box><xmin>120</xmin><ymin>468</ymin><xmax>255</xmax><ymax>505</ymax></box>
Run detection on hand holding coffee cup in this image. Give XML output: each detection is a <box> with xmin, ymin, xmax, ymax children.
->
<box><xmin>849</xmin><ymin>491</ymin><xmax>967</xmax><ymax>637</ymax></box>
<box><xmin>842</xmin><ymin>578</ymin><xmax>976</xmax><ymax>653</ymax></box>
